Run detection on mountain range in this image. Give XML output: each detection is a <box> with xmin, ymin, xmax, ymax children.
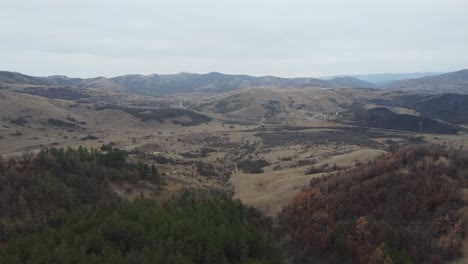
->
<box><xmin>319</xmin><ymin>72</ymin><xmax>443</xmax><ymax>84</ymax></box>
<box><xmin>0</xmin><ymin>69</ymin><xmax>467</xmax><ymax>96</ymax></box>
<box><xmin>383</xmin><ymin>69</ymin><xmax>468</xmax><ymax>94</ymax></box>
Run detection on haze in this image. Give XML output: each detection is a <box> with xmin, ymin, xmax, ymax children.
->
<box><xmin>1</xmin><ymin>0</ymin><xmax>468</xmax><ymax>77</ymax></box>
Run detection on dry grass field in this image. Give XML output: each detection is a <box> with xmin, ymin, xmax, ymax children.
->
<box><xmin>230</xmin><ymin>148</ymin><xmax>387</xmax><ymax>216</ymax></box>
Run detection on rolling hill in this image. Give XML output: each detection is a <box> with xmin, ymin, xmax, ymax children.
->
<box><xmin>320</xmin><ymin>72</ymin><xmax>442</xmax><ymax>84</ymax></box>
<box><xmin>382</xmin><ymin>69</ymin><xmax>468</xmax><ymax>94</ymax></box>
<box><xmin>110</xmin><ymin>72</ymin><xmax>340</xmax><ymax>95</ymax></box>
<box><xmin>2</xmin><ymin>69</ymin><xmax>467</xmax><ymax>96</ymax></box>
<box><xmin>0</xmin><ymin>71</ymin><xmax>49</xmax><ymax>85</ymax></box>
<box><xmin>410</xmin><ymin>93</ymin><xmax>468</xmax><ymax>124</ymax></box>
<box><xmin>369</xmin><ymin>92</ymin><xmax>468</xmax><ymax>125</ymax></box>
<box><xmin>0</xmin><ymin>71</ymin><xmax>340</xmax><ymax>96</ymax></box>
<box><xmin>279</xmin><ymin>145</ymin><xmax>468</xmax><ymax>263</ymax></box>
<box><xmin>194</xmin><ymin>87</ymin><xmax>354</xmax><ymax>123</ymax></box>
<box><xmin>328</xmin><ymin>76</ymin><xmax>377</xmax><ymax>88</ymax></box>
<box><xmin>0</xmin><ymin>71</ymin><xmax>380</xmax><ymax>96</ymax></box>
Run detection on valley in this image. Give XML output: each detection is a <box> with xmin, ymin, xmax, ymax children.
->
<box><xmin>1</xmin><ymin>70</ymin><xmax>468</xmax><ymax>263</ymax></box>
<box><xmin>1</xmin><ymin>72</ymin><xmax>467</xmax><ymax>207</ymax></box>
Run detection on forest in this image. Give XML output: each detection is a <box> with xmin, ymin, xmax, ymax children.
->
<box><xmin>1</xmin><ymin>144</ymin><xmax>468</xmax><ymax>264</ymax></box>
<box><xmin>0</xmin><ymin>146</ymin><xmax>281</xmax><ymax>264</ymax></box>
<box><xmin>279</xmin><ymin>145</ymin><xmax>468</xmax><ymax>264</ymax></box>
<box><xmin>0</xmin><ymin>192</ymin><xmax>281</xmax><ymax>264</ymax></box>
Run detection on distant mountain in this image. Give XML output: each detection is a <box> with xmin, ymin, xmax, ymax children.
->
<box><xmin>0</xmin><ymin>71</ymin><xmax>345</xmax><ymax>96</ymax></box>
<box><xmin>0</xmin><ymin>71</ymin><xmax>49</xmax><ymax>86</ymax></box>
<box><xmin>320</xmin><ymin>72</ymin><xmax>442</xmax><ymax>84</ymax></box>
<box><xmin>327</xmin><ymin>76</ymin><xmax>377</xmax><ymax>88</ymax></box>
<box><xmin>110</xmin><ymin>72</ymin><xmax>344</xmax><ymax>95</ymax></box>
<box><xmin>382</xmin><ymin>69</ymin><xmax>468</xmax><ymax>94</ymax></box>
<box><xmin>2</xmin><ymin>70</ymin><xmax>467</xmax><ymax>96</ymax></box>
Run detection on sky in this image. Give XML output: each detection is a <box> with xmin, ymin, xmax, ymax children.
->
<box><xmin>1</xmin><ymin>0</ymin><xmax>468</xmax><ymax>78</ymax></box>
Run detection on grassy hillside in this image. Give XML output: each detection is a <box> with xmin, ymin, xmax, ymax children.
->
<box><xmin>341</xmin><ymin>103</ymin><xmax>462</xmax><ymax>134</ymax></box>
<box><xmin>279</xmin><ymin>145</ymin><xmax>468</xmax><ymax>263</ymax></box>
<box><xmin>410</xmin><ymin>94</ymin><xmax>468</xmax><ymax>124</ymax></box>
<box><xmin>95</xmin><ymin>105</ymin><xmax>212</xmax><ymax>126</ymax></box>
<box><xmin>370</xmin><ymin>93</ymin><xmax>468</xmax><ymax>125</ymax></box>
<box><xmin>383</xmin><ymin>69</ymin><xmax>468</xmax><ymax>94</ymax></box>
<box><xmin>328</xmin><ymin>77</ymin><xmax>377</xmax><ymax>89</ymax></box>
<box><xmin>0</xmin><ymin>71</ymin><xmax>339</xmax><ymax>96</ymax></box>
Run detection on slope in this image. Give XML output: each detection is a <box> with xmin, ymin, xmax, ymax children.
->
<box><xmin>383</xmin><ymin>69</ymin><xmax>468</xmax><ymax>94</ymax></box>
<box><xmin>0</xmin><ymin>71</ymin><xmax>346</xmax><ymax>96</ymax></box>
<box><xmin>328</xmin><ymin>76</ymin><xmax>377</xmax><ymax>88</ymax></box>
<box><xmin>280</xmin><ymin>145</ymin><xmax>468</xmax><ymax>263</ymax></box>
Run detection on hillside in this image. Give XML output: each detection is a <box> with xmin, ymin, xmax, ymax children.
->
<box><xmin>194</xmin><ymin>87</ymin><xmax>354</xmax><ymax>123</ymax></box>
<box><xmin>328</xmin><ymin>76</ymin><xmax>377</xmax><ymax>89</ymax></box>
<box><xmin>0</xmin><ymin>71</ymin><xmax>49</xmax><ymax>85</ymax></box>
<box><xmin>365</xmin><ymin>108</ymin><xmax>461</xmax><ymax>134</ymax></box>
<box><xmin>0</xmin><ymin>146</ymin><xmax>281</xmax><ymax>263</ymax></box>
<box><xmin>0</xmin><ymin>71</ymin><xmax>369</xmax><ymax>96</ymax></box>
<box><xmin>0</xmin><ymin>71</ymin><xmax>340</xmax><ymax>96</ymax></box>
<box><xmin>369</xmin><ymin>93</ymin><xmax>468</xmax><ymax>125</ymax></box>
<box><xmin>320</xmin><ymin>72</ymin><xmax>442</xmax><ymax>84</ymax></box>
<box><xmin>195</xmin><ymin>87</ymin><xmax>465</xmax><ymax>134</ymax></box>
<box><xmin>383</xmin><ymin>69</ymin><xmax>468</xmax><ymax>94</ymax></box>
<box><xmin>279</xmin><ymin>145</ymin><xmax>468</xmax><ymax>263</ymax></box>
<box><xmin>3</xmin><ymin>69</ymin><xmax>468</xmax><ymax>96</ymax></box>
<box><xmin>0</xmin><ymin>145</ymin><xmax>159</xmax><ymax>241</ymax></box>
<box><xmin>341</xmin><ymin>104</ymin><xmax>462</xmax><ymax>134</ymax></box>
<box><xmin>410</xmin><ymin>93</ymin><xmax>468</xmax><ymax>124</ymax></box>
<box><xmin>111</xmin><ymin>72</ymin><xmax>341</xmax><ymax>95</ymax></box>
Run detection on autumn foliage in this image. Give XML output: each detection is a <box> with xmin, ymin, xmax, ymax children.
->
<box><xmin>279</xmin><ymin>145</ymin><xmax>468</xmax><ymax>263</ymax></box>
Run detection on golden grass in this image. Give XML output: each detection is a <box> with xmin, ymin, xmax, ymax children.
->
<box><xmin>230</xmin><ymin>148</ymin><xmax>387</xmax><ymax>216</ymax></box>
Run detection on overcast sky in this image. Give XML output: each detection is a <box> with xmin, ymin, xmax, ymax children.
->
<box><xmin>1</xmin><ymin>0</ymin><xmax>467</xmax><ymax>78</ymax></box>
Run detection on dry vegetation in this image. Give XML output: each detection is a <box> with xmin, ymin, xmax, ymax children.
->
<box><xmin>279</xmin><ymin>145</ymin><xmax>468</xmax><ymax>264</ymax></box>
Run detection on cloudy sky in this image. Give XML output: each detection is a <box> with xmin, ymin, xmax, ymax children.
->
<box><xmin>1</xmin><ymin>0</ymin><xmax>467</xmax><ymax>77</ymax></box>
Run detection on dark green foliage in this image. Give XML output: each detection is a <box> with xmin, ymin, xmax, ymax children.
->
<box><xmin>339</xmin><ymin>102</ymin><xmax>371</xmax><ymax>122</ymax></box>
<box><xmin>0</xmin><ymin>145</ymin><xmax>160</xmax><ymax>242</ymax></box>
<box><xmin>96</xmin><ymin>105</ymin><xmax>212</xmax><ymax>126</ymax></box>
<box><xmin>8</xmin><ymin>116</ymin><xmax>28</xmax><ymax>126</ymax></box>
<box><xmin>47</xmin><ymin>118</ymin><xmax>83</xmax><ymax>130</ymax></box>
<box><xmin>80</xmin><ymin>134</ymin><xmax>99</xmax><ymax>140</ymax></box>
<box><xmin>340</xmin><ymin>102</ymin><xmax>461</xmax><ymax>134</ymax></box>
<box><xmin>262</xmin><ymin>100</ymin><xmax>282</xmax><ymax>118</ymax></box>
<box><xmin>0</xmin><ymin>147</ymin><xmax>278</xmax><ymax>263</ymax></box>
<box><xmin>0</xmin><ymin>192</ymin><xmax>282</xmax><ymax>264</ymax></box>
<box><xmin>333</xmin><ymin>223</ymin><xmax>348</xmax><ymax>254</ymax></box>
<box><xmin>365</xmin><ymin>108</ymin><xmax>460</xmax><ymax>134</ymax></box>
<box><xmin>140</xmin><ymin>108</ymin><xmax>211</xmax><ymax>125</ymax></box>
<box><xmin>411</xmin><ymin>93</ymin><xmax>468</xmax><ymax>124</ymax></box>
<box><xmin>195</xmin><ymin>161</ymin><xmax>219</xmax><ymax>177</ymax></box>
<box><xmin>380</xmin><ymin>228</ymin><xmax>412</xmax><ymax>264</ymax></box>
<box><xmin>305</xmin><ymin>163</ymin><xmax>341</xmax><ymax>175</ymax></box>
<box><xmin>211</xmin><ymin>98</ymin><xmax>250</xmax><ymax>114</ymax></box>
<box><xmin>237</xmin><ymin>159</ymin><xmax>270</xmax><ymax>174</ymax></box>
<box><xmin>200</xmin><ymin>147</ymin><xmax>216</xmax><ymax>157</ymax></box>
<box><xmin>18</xmin><ymin>87</ymin><xmax>91</xmax><ymax>100</ymax></box>
<box><xmin>371</xmin><ymin>93</ymin><xmax>468</xmax><ymax>125</ymax></box>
